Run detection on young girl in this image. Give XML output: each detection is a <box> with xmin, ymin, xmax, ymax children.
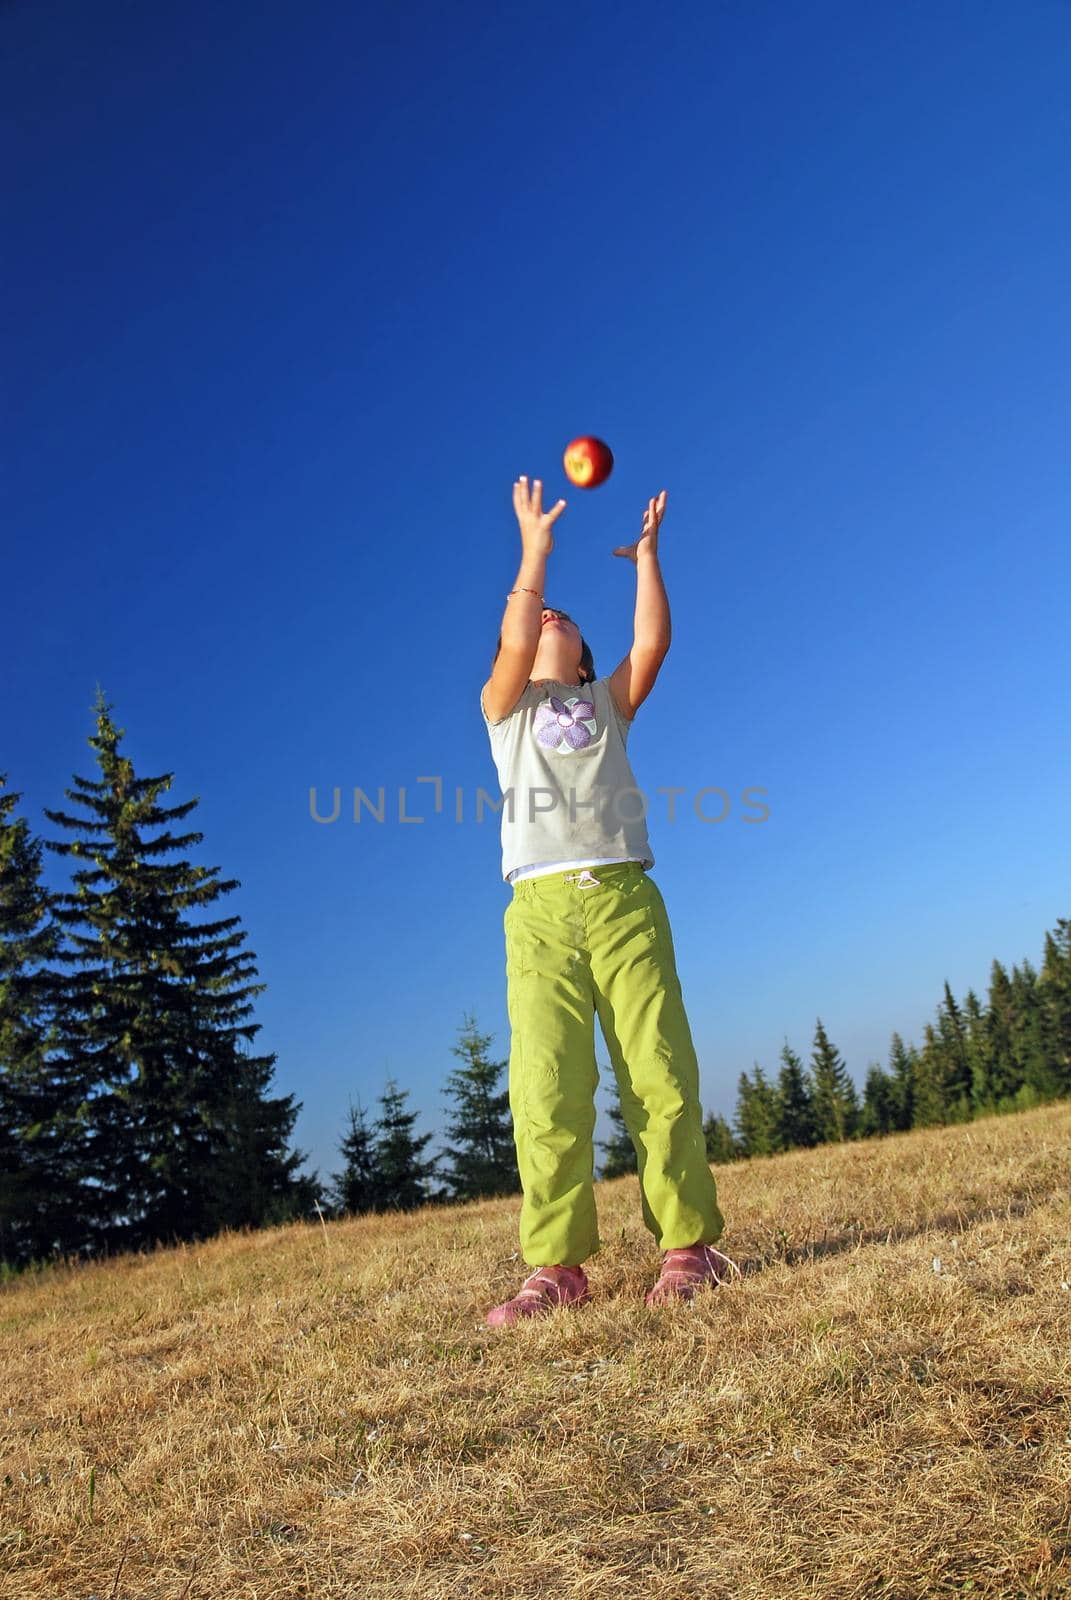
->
<box><xmin>480</xmin><ymin>474</ymin><xmax>739</xmax><ymax>1327</ymax></box>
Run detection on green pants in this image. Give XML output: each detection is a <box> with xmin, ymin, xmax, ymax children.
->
<box><xmin>503</xmin><ymin>860</ymin><xmax>725</xmax><ymax>1266</ymax></box>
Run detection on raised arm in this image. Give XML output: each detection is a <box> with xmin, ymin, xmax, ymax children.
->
<box><xmin>608</xmin><ymin>490</ymin><xmax>671</xmax><ymax>721</ymax></box>
<box><xmin>482</xmin><ymin>476</ymin><xmax>567</xmax><ymax>723</ymax></box>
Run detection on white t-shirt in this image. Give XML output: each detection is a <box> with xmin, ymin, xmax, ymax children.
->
<box><xmin>480</xmin><ymin>676</ymin><xmax>655</xmax><ymax>883</ymax></box>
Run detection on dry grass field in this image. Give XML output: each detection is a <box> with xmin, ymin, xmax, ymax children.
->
<box><xmin>2</xmin><ymin>1103</ymin><xmax>1070</xmax><ymax>1600</ymax></box>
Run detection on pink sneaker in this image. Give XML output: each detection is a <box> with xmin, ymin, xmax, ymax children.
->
<box><xmin>645</xmin><ymin>1242</ymin><xmax>741</xmax><ymax>1307</ymax></box>
<box><xmin>485</xmin><ymin>1263</ymin><xmax>591</xmax><ymax>1328</ymax></box>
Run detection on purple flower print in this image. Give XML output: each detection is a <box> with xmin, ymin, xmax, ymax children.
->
<box><xmin>534</xmin><ymin>693</ymin><xmax>597</xmax><ymax>752</ymax></box>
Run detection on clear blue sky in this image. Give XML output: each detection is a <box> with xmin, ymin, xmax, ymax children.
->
<box><xmin>7</xmin><ymin>1</ymin><xmax>1070</xmax><ymax>1190</ymax></box>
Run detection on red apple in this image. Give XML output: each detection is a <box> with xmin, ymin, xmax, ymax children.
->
<box><xmin>563</xmin><ymin>435</ymin><xmax>614</xmax><ymax>489</ymax></box>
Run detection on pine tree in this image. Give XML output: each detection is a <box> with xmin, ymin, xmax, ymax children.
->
<box><xmin>982</xmin><ymin>960</ymin><xmax>1023</xmax><ymax>1107</ymax></box>
<box><xmin>703</xmin><ymin>1110</ymin><xmax>740</xmax><ymax>1165</ymax></box>
<box><xmin>775</xmin><ymin>1042</ymin><xmax>816</xmax><ymax>1149</ymax></box>
<box><xmin>887</xmin><ymin>1032</ymin><xmax>916</xmax><ymax>1131</ymax></box>
<box><xmin>962</xmin><ymin>988</ymin><xmax>994</xmax><ymax>1115</ymax></box>
<box><xmin>39</xmin><ymin>690</ymin><xmax>312</xmax><ymax>1253</ymax></box>
<box><xmin>734</xmin><ymin>1066</ymin><xmax>780</xmax><ymax>1157</ymax></box>
<box><xmin>859</xmin><ymin>1062</ymin><xmax>897</xmax><ymax>1137</ymax></box>
<box><xmin>0</xmin><ymin>776</ymin><xmax>66</xmax><ymax>1267</ymax></box>
<box><xmin>332</xmin><ymin>1097</ymin><xmax>384</xmax><ymax>1216</ymax></box>
<box><xmin>598</xmin><ymin>1088</ymin><xmax>639</xmax><ymax>1178</ymax></box>
<box><xmin>1037</xmin><ymin>920</ymin><xmax>1071</xmax><ymax>1096</ymax></box>
<box><xmin>912</xmin><ymin>1022</ymin><xmax>949</xmax><ymax>1126</ymax></box>
<box><xmin>437</xmin><ymin>1013</ymin><xmax>518</xmax><ymax>1201</ymax></box>
<box><xmin>936</xmin><ymin>983</ymin><xmax>973</xmax><ymax>1122</ymax></box>
<box><xmin>809</xmin><ymin>1020</ymin><xmax>859</xmax><ymax>1142</ymax></box>
<box><xmin>1011</xmin><ymin>959</ymin><xmax>1058</xmax><ymax>1102</ymax></box>
<box><xmin>374</xmin><ymin>1077</ymin><xmax>438</xmax><ymax>1210</ymax></box>
<box><xmin>195</xmin><ymin>1040</ymin><xmax>321</xmax><ymax>1232</ymax></box>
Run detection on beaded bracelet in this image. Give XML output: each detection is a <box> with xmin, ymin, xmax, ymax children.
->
<box><xmin>507</xmin><ymin>587</ymin><xmax>543</xmax><ymax>601</ymax></box>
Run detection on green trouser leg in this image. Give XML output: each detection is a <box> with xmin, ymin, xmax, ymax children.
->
<box><xmin>503</xmin><ymin>862</ymin><xmax>724</xmax><ymax>1267</ymax></box>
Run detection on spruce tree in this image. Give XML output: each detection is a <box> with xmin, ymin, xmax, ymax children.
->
<box><xmin>195</xmin><ymin>1041</ymin><xmax>321</xmax><ymax>1232</ymax></box>
<box><xmin>437</xmin><ymin>1013</ymin><xmax>518</xmax><ymax>1201</ymax></box>
<box><xmin>962</xmin><ymin>988</ymin><xmax>994</xmax><ymax>1115</ymax></box>
<box><xmin>887</xmin><ymin>1032</ymin><xmax>916</xmax><ymax>1131</ymax></box>
<box><xmin>40</xmin><ymin>690</ymin><xmax>311</xmax><ymax>1252</ymax></box>
<box><xmin>936</xmin><ymin>983</ymin><xmax>973</xmax><ymax>1122</ymax></box>
<box><xmin>984</xmin><ymin>959</ymin><xmax>1025</xmax><ymax>1107</ymax></box>
<box><xmin>702</xmin><ymin>1110</ymin><xmax>740</xmax><ymax>1165</ymax></box>
<box><xmin>0</xmin><ymin>777</ymin><xmax>66</xmax><ymax>1267</ymax></box>
<box><xmin>1037</xmin><ymin>920</ymin><xmax>1071</xmax><ymax>1096</ymax></box>
<box><xmin>734</xmin><ymin>1066</ymin><xmax>780</xmax><ymax>1157</ymax></box>
<box><xmin>809</xmin><ymin>1020</ymin><xmax>859</xmax><ymax>1142</ymax></box>
<box><xmin>912</xmin><ymin>1022</ymin><xmax>949</xmax><ymax>1126</ymax></box>
<box><xmin>775</xmin><ymin>1042</ymin><xmax>816</xmax><ymax>1149</ymax></box>
<box><xmin>374</xmin><ymin>1077</ymin><xmax>438</xmax><ymax>1210</ymax></box>
<box><xmin>1011</xmin><ymin>959</ymin><xmax>1057</xmax><ymax>1102</ymax></box>
<box><xmin>859</xmin><ymin>1063</ymin><xmax>897</xmax><ymax>1136</ymax></box>
<box><xmin>332</xmin><ymin>1098</ymin><xmax>384</xmax><ymax>1216</ymax></box>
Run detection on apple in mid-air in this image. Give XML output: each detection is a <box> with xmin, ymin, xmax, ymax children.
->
<box><xmin>563</xmin><ymin>435</ymin><xmax>614</xmax><ymax>488</ymax></box>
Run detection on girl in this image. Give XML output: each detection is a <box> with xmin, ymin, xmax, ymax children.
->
<box><xmin>479</xmin><ymin>475</ymin><xmax>739</xmax><ymax>1327</ymax></box>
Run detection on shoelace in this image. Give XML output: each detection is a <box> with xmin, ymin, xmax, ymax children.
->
<box><xmin>708</xmin><ymin>1247</ymin><xmax>742</xmax><ymax>1282</ymax></box>
<box><xmin>516</xmin><ymin>1267</ymin><xmax>582</xmax><ymax>1304</ymax></box>
<box><xmin>658</xmin><ymin>1245</ymin><xmax>742</xmax><ymax>1285</ymax></box>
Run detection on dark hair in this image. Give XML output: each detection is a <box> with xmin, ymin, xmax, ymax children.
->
<box><xmin>492</xmin><ymin>614</ymin><xmax>596</xmax><ymax>685</ymax></box>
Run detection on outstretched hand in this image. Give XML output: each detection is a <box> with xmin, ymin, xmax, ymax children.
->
<box><xmin>513</xmin><ymin>474</ymin><xmax>567</xmax><ymax>556</ymax></box>
<box><xmin>612</xmin><ymin>490</ymin><xmax>667</xmax><ymax>562</ymax></box>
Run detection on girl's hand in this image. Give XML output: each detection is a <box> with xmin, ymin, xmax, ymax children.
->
<box><xmin>513</xmin><ymin>475</ymin><xmax>566</xmax><ymax>556</ymax></box>
<box><xmin>613</xmin><ymin>490</ymin><xmax>667</xmax><ymax>563</ymax></box>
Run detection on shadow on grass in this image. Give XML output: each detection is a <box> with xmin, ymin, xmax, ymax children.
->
<box><xmin>742</xmin><ymin>1191</ymin><xmax>1049</xmax><ymax>1277</ymax></box>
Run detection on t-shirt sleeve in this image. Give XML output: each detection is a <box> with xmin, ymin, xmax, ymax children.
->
<box><xmin>479</xmin><ymin>684</ymin><xmax>501</xmax><ymax>726</ymax></box>
<box><xmin>480</xmin><ymin>681</ymin><xmax>529</xmax><ymax>729</ymax></box>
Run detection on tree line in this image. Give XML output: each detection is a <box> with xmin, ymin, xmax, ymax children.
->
<box><xmin>3</xmin><ymin>691</ymin><xmax>1068</xmax><ymax>1270</ymax></box>
<box><xmin>1</xmin><ymin>692</ymin><xmax>324</xmax><ymax>1271</ymax></box>
<box><xmin>605</xmin><ymin>929</ymin><xmax>1071</xmax><ymax>1172</ymax></box>
<box><xmin>317</xmin><ymin>907</ymin><xmax>1071</xmax><ymax>1207</ymax></box>
<box><xmin>0</xmin><ymin>692</ymin><xmax>540</xmax><ymax>1270</ymax></box>
<box><xmin>327</xmin><ymin>1016</ymin><xmax>517</xmax><ymax>1216</ymax></box>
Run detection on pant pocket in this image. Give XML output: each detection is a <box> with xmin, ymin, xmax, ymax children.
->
<box><xmin>608</xmin><ymin>875</ymin><xmax>660</xmax><ymax>948</ymax></box>
<box><xmin>504</xmin><ymin>896</ymin><xmax>566</xmax><ymax>978</ymax></box>
<box><xmin>504</xmin><ymin>898</ymin><xmax>531</xmax><ymax>975</ymax></box>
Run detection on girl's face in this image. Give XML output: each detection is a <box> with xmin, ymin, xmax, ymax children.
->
<box><xmin>540</xmin><ymin>606</ymin><xmax>581</xmax><ymax>641</ymax></box>
<box><xmin>534</xmin><ymin>608</ymin><xmax>587</xmax><ymax>682</ymax></box>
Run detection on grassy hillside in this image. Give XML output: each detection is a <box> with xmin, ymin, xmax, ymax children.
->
<box><xmin>2</xmin><ymin>1104</ymin><xmax>1070</xmax><ymax>1600</ymax></box>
